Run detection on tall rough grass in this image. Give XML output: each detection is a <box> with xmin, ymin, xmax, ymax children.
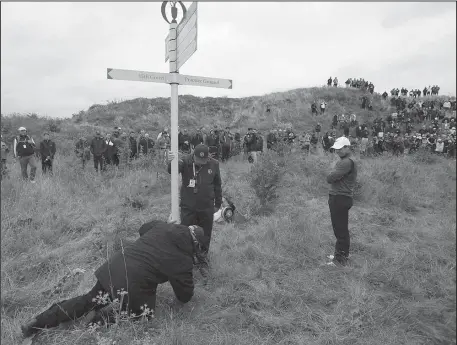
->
<box><xmin>1</xmin><ymin>147</ymin><xmax>455</xmax><ymax>345</ymax></box>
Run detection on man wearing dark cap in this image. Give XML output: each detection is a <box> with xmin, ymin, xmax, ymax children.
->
<box><xmin>167</xmin><ymin>144</ymin><xmax>222</xmax><ymax>258</ymax></box>
<box><xmin>21</xmin><ymin>220</ymin><xmax>208</xmax><ymax>338</ymax></box>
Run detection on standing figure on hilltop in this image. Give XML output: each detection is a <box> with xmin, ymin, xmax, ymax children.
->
<box><xmin>325</xmin><ymin>137</ymin><xmax>357</xmax><ymax>267</ymax></box>
<box><xmin>311</xmin><ymin>102</ymin><xmax>318</xmax><ymax>116</ymax></box>
<box><xmin>345</xmin><ymin>78</ymin><xmax>351</xmax><ymax>88</ymax></box>
<box><xmin>320</xmin><ymin>101</ymin><xmax>327</xmax><ymax>115</ymax></box>
<box><xmin>137</xmin><ymin>130</ymin><xmax>148</xmax><ymax>157</ymax></box>
<box><xmin>382</xmin><ymin>91</ymin><xmax>388</xmax><ymax>100</ymax></box>
<box><xmin>75</xmin><ymin>136</ymin><xmax>91</xmax><ymax>169</ymax></box>
<box><xmin>90</xmin><ymin>130</ymin><xmax>107</xmax><ymax>174</ymax></box>
<box><xmin>327</xmin><ymin>77</ymin><xmax>332</xmax><ymax>87</ymax></box>
<box><xmin>13</xmin><ymin>127</ymin><xmax>37</xmax><ymax>183</ymax></box>
<box><xmin>333</xmin><ymin>77</ymin><xmax>338</xmax><ymax>87</ymax></box>
<box><xmin>128</xmin><ymin>131</ymin><xmax>138</xmax><ymax>160</ymax></box>
<box><xmin>39</xmin><ymin>132</ymin><xmax>56</xmax><ymax>175</ymax></box>
<box><xmin>368</xmin><ymin>82</ymin><xmax>374</xmax><ymax>94</ymax></box>
<box><xmin>1</xmin><ymin>134</ymin><xmax>9</xmax><ymax>180</ymax></box>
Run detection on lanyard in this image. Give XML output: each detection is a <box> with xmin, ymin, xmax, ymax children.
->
<box><xmin>192</xmin><ymin>163</ymin><xmax>203</xmax><ymax>179</ymax></box>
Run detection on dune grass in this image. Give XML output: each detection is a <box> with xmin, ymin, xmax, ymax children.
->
<box><xmin>1</xmin><ymin>146</ymin><xmax>455</xmax><ymax>345</ymax></box>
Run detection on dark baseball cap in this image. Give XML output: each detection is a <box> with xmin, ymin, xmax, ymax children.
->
<box><xmin>193</xmin><ymin>144</ymin><xmax>209</xmax><ymax>164</ymax></box>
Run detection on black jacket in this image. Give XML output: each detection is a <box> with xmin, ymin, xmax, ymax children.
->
<box><xmin>90</xmin><ymin>136</ymin><xmax>107</xmax><ymax>156</ymax></box>
<box><xmin>191</xmin><ymin>133</ymin><xmax>204</xmax><ymax>147</ymax></box>
<box><xmin>94</xmin><ymin>220</ymin><xmax>195</xmax><ymax>311</ymax></box>
<box><xmin>168</xmin><ymin>154</ymin><xmax>222</xmax><ymax>210</ymax></box>
<box><xmin>39</xmin><ymin>140</ymin><xmax>56</xmax><ymax>160</ymax></box>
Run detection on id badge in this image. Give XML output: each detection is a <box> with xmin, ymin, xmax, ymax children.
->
<box><xmin>188</xmin><ymin>179</ymin><xmax>196</xmax><ymax>188</ymax></box>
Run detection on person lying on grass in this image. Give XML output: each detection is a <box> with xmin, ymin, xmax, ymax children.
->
<box><xmin>21</xmin><ymin>220</ymin><xmax>208</xmax><ymax>338</ymax></box>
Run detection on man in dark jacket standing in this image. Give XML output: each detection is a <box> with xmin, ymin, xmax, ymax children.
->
<box><xmin>90</xmin><ymin>130</ymin><xmax>107</xmax><ymax>173</ymax></box>
<box><xmin>167</xmin><ymin>144</ymin><xmax>222</xmax><ymax>256</ymax></box>
<box><xmin>21</xmin><ymin>220</ymin><xmax>208</xmax><ymax>338</ymax></box>
<box><xmin>326</xmin><ymin>137</ymin><xmax>357</xmax><ymax>267</ymax></box>
<box><xmin>129</xmin><ymin>131</ymin><xmax>138</xmax><ymax>160</ymax></box>
<box><xmin>39</xmin><ymin>132</ymin><xmax>56</xmax><ymax>175</ymax></box>
<box><xmin>205</xmin><ymin>129</ymin><xmax>220</xmax><ymax>160</ymax></box>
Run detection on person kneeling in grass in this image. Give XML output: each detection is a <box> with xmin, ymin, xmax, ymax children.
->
<box><xmin>21</xmin><ymin>220</ymin><xmax>208</xmax><ymax>338</ymax></box>
<box><xmin>326</xmin><ymin>137</ymin><xmax>358</xmax><ymax>267</ymax></box>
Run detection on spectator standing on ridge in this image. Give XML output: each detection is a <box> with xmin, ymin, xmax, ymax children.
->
<box><xmin>1</xmin><ymin>134</ymin><xmax>9</xmax><ymax>180</ymax></box>
<box><xmin>13</xmin><ymin>127</ymin><xmax>37</xmax><ymax>183</ymax></box>
<box><xmin>157</xmin><ymin>130</ymin><xmax>171</xmax><ymax>164</ymax></box>
<box><xmin>90</xmin><ymin>130</ymin><xmax>107</xmax><ymax>174</ymax></box>
<box><xmin>221</xmin><ymin>127</ymin><xmax>233</xmax><ymax>162</ymax></box>
<box><xmin>333</xmin><ymin>77</ymin><xmax>338</xmax><ymax>87</ymax></box>
<box><xmin>311</xmin><ymin>102</ymin><xmax>318</xmax><ymax>116</ymax></box>
<box><xmin>326</xmin><ymin>136</ymin><xmax>357</xmax><ymax>267</ymax></box>
<box><xmin>145</xmin><ymin>133</ymin><xmax>155</xmax><ymax>156</ymax></box>
<box><xmin>320</xmin><ymin>101</ymin><xmax>327</xmax><ymax>115</ymax></box>
<box><xmin>104</xmin><ymin>133</ymin><xmax>117</xmax><ymax>167</ymax></box>
<box><xmin>315</xmin><ymin>122</ymin><xmax>322</xmax><ymax>140</ymax></box>
<box><xmin>244</xmin><ymin>128</ymin><xmax>257</xmax><ymax>163</ymax></box>
<box><xmin>20</xmin><ymin>220</ymin><xmax>209</xmax><ymax>339</ymax></box>
<box><xmin>137</xmin><ymin>130</ymin><xmax>148</xmax><ymax>157</ymax></box>
<box><xmin>191</xmin><ymin>128</ymin><xmax>204</xmax><ymax>150</ymax></box>
<box><xmin>167</xmin><ymin>144</ymin><xmax>222</xmax><ymax>265</ymax></box>
<box><xmin>327</xmin><ymin>77</ymin><xmax>332</xmax><ymax>87</ymax></box>
<box><xmin>128</xmin><ymin>131</ymin><xmax>138</xmax><ymax>160</ymax></box>
<box><xmin>39</xmin><ymin>132</ymin><xmax>56</xmax><ymax>175</ymax></box>
<box><xmin>75</xmin><ymin>136</ymin><xmax>91</xmax><ymax>169</ymax></box>
<box><xmin>205</xmin><ymin>129</ymin><xmax>221</xmax><ymax>160</ymax></box>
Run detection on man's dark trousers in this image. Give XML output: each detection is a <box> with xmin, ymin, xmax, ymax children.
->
<box><xmin>180</xmin><ymin>207</ymin><xmax>214</xmax><ymax>254</ymax></box>
<box><xmin>328</xmin><ymin>194</ymin><xmax>353</xmax><ymax>264</ymax></box>
<box><xmin>42</xmin><ymin>159</ymin><xmax>52</xmax><ymax>175</ymax></box>
<box><xmin>32</xmin><ymin>281</ymin><xmax>107</xmax><ymax>329</ymax></box>
<box><xmin>93</xmin><ymin>154</ymin><xmax>104</xmax><ymax>172</ymax></box>
<box><xmin>29</xmin><ymin>280</ymin><xmax>156</xmax><ymax>330</ymax></box>
<box><xmin>221</xmin><ymin>145</ymin><xmax>230</xmax><ymax>162</ymax></box>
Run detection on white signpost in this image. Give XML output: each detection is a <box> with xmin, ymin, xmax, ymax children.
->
<box><xmin>107</xmin><ymin>1</ymin><xmax>232</xmax><ymax>223</ymax></box>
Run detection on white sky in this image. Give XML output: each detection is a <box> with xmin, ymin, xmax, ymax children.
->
<box><xmin>1</xmin><ymin>2</ymin><xmax>456</xmax><ymax>118</ymax></box>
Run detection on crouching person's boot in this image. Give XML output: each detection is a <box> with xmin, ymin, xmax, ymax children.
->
<box><xmin>21</xmin><ymin>318</ymin><xmax>40</xmax><ymax>338</ymax></box>
<box><xmin>196</xmin><ymin>251</ymin><xmax>210</xmax><ymax>285</ymax></box>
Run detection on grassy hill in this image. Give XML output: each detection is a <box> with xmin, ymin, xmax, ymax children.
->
<box><xmin>1</xmin><ymin>87</ymin><xmax>456</xmax><ymax>345</ymax></box>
